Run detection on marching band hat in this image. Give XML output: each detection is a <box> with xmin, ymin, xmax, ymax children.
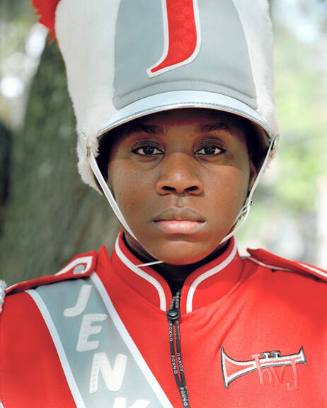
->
<box><xmin>33</xmin><ymin>0</ymin><xmax>278</xmax><ymax>193</ymax></box>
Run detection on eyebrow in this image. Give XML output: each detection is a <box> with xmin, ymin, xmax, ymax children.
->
<box><xmin>199</xmin><ymin>121</ymin><xmax>230</xmax><ymax>133</ymax></box>
<box><xmin>123</xmin><ymin>122</ymin><xmax>162</xmax><ymax>135</ymax></box>
<box><xmin>121</xmin><ymin>119</ymin><xmax>232</xmax><ymax>136</ymax></box>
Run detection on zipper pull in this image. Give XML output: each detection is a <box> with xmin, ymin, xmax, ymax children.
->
<box><xmin>167</xmin><ymin>291</ymin><xmax>181</xmax><ymax>322</ymax></box>
<box><xmin>167</xmin><ymin>306</ymin><xmax>179</xmax><ymax>322</ymax></box>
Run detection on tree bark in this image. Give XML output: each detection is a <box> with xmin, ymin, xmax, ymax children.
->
<box><xmin>0</xmin><ymin>40</ymin><xmax>118</xmax><ymax>285</ymax></box>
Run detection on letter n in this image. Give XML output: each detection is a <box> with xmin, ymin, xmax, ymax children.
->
<box><xmin>89</xmin><ymin>352</ymin><xmax>128</xmax><ymax>393</ymax></box>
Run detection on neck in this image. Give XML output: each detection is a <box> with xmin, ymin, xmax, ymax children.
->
<box><xmin>122</xmin><ymin>233</ymin><xmax>229</xmax><ymax>295</ymax></box>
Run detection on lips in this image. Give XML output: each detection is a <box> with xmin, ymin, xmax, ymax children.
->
<box><xmin>153</xmin><ymin>208</ymin><xmax>206</xmax><ymax>234</ymax></box>
<box><xmin>154</xmin><ymin>208</ymin><xmax>206</xmax><ymax>222</ymax></box>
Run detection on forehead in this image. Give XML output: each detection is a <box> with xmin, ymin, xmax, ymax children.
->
<box><xmin>126</xmin><ymin>108</ymin><xmax>247</xmax><ymax>131</ymax></box>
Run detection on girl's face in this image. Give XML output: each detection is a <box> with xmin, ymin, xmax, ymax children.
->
<box><xmin>108</xmin><ymin>109</ymin><xmax>256</xmax><ymax>265</ymax></box>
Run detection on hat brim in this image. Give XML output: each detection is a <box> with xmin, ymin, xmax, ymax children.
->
<box><xmin>97</xmin><ymin>90</ymin><xmax>272</xmax><ymax>143</ymax></box>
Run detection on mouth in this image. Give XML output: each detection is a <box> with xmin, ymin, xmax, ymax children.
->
<box><xmin>153</xmin><ymin>208</ymin><xmax>206</xmax><ymax>235</ymax></box>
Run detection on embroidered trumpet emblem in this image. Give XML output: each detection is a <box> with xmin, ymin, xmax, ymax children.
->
<box><xmin>221</xmin><ymin>347</ymin><xmax>306</xmax><ymax>391</ymax></box>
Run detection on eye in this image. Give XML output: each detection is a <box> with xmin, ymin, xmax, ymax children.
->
<box><xmin>195</xmin><ymin>145</ymin><xmax>225</xmax><ymax>156</ymax></box>
<box><xmin>132</xmin><ymin>144</ymin><xmax>164</xmax><ymax>156</ymax></box>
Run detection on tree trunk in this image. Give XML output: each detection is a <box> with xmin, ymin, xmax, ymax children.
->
<box><xmin>0</xmin><ymin>40</ymin><xmax>118</xmax><ymax>285</ymax></box>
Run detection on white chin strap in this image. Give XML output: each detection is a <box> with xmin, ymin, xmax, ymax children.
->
<box><xmin>87</xmin><ymin>136</ymin><xmax>276</xmax><ymax>267</ymax></box>
<box><xmin>220</xmin><ymin>135</ymin><xmax>277</xmax><ymax>245</ymax></box>
<box><xmin>88</xmin><ymin>150</ymin><xmax>137</xmax><ymax>240</ymax></box>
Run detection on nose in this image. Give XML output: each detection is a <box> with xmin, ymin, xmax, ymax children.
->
<box><xmin>155</xmin><ymin>153</ymin><xmax>204</xmax><ymax>196</ymax></box>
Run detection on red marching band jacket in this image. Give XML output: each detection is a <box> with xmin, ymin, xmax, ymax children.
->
<box><xmin>1</xmin><ymin>233</ymin><xmax>327</xmax><ymax>408</ymax></box>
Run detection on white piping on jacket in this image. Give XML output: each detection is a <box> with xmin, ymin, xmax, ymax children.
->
<box><xmin>186</xmin><ymin>241</ymin><xmax>238</xmax><ymax>313</ymax></box>
<box><xmin>115</xmin><ymin>237</ymin><xmax>167</xmax><ymax>311</ymax></box>
<box><xmin>55</xmin><ymin>256</ymin><xmax>93</xmax><ymax>276</ymax></box>
<box><xmin>248</xmin><ymin>256</ymin><xmax>327</xmax><ymax>279</ymax></box>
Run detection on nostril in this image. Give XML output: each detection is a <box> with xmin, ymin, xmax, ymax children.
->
<box><xmin>160</xmin><ymin>185</ymin><xmax>200</xmax><ymax>194</ymax></box>
<box><xmin>162</xmin><ymin>186</ymin><xmax>176</xmax><ymax>192</ymax></box>
<box><xmin>186</xmin><ymin>186</ymin><xmax>199</xmax><ymax>193</ymax></box>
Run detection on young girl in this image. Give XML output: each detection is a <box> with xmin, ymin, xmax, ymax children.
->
<box><xmin>1</xmin><ymin>1</ymin><xmax>326</xmax><ymax>407</ymax></box>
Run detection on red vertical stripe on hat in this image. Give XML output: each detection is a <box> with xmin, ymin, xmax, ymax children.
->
<box><xmin>150</xmin><ymin>0</ymin><xmax>200</xmax><ymax>75</ymax></box>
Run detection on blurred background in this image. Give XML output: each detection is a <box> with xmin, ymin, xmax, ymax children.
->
<box><xmin>0</xmin><ymin>0</ymin><xmax>326</xmax><ymax>284</ymax></box>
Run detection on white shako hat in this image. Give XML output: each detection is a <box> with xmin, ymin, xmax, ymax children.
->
<box><xmin>32</xmin><ymin>0</ymin><xmax>278</xmax><ymax>242</ymax></box>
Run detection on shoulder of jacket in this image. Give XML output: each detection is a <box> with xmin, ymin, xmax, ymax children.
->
<box><xmin>1</xmin><ymin>250</ymin><xmax>98</xmax><ymax>313</ymax></box>
<box><xmin>246</xmin><ymin>247</ymin><xmax>327</xmax><ymax>282</ymax></box>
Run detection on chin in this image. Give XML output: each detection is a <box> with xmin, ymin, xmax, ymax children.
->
<box><xmin>145</xmin><ymin>238</ymin><xmax>222</xmax><ymax>266</ymax></box>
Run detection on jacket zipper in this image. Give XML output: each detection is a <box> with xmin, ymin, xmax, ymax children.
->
<box><xmin>167</xmin><ymin>291</ymin><xmax>191</xmax><ymax>407</ymax></box>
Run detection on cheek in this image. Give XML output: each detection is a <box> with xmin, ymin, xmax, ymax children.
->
<box><xmin>205</xmin><ymin>166</ymin><xmax>249</xmax><ymax>211</ymax></box>
<box><xmin>108</xmin><ymin>160</ymin><xmax>155</xmax><ymax>213</ymax></box>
